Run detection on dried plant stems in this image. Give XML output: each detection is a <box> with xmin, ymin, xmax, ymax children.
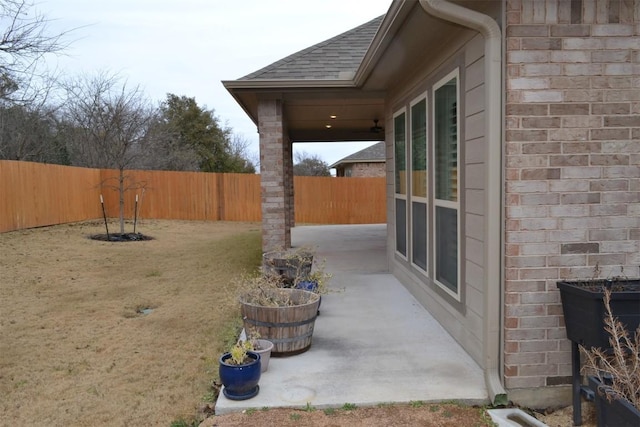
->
<box><xmin>580</xmin><ymin>288</ymin><xmax>640</xmax><ymax>409</ymax></box>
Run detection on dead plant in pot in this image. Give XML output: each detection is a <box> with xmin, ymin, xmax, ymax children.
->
<box><xmin>558</xmin><ymin>266</ymin><xmax>640</xmax><ymax>425</ymax></box>
<box><xmin>293</xmin><ymin>257</ymin><xmax>332</xmax><ymax>295</ymax></box>
<box><xmin>292</xmin><ymin>257</ymin><xmax>332</xmax><ymax>315</ymax></box>
<box><xmin>236</xmin><ymin>271</ymin><xmax>320</xmax><ymax>357</ymax></box>
<box><xmin>580</xmin><ymin>288</ymin><xmax>640</xmax><ymax>427</ymax></box>
<box><xmin>238</xmin><ymin>272</ymin><xmax>319</xmax><ymax>307</ymax></box>
<box><xmin>262</xmin><ymin>246</ymin><xmax>314</xmax><ymax>286</ymax></box>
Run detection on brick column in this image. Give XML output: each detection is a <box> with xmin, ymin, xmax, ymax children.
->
<box><xmin>258</xmin><ymin>98</ymin><xmax>291</xmax><ymax>252</ymax></box>
<box><xmin>284</xmin><ymin>134</ymin><xmax>295</xmax><ymax>229</ymax></box>
<box><xmin>504</xmin><ymin>0</ymin><xmax>640</xmax><ymax>398</ymax></box>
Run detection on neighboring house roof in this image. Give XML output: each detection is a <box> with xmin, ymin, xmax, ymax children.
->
<box><xmin>241</xmin><ymin>15</ymin><xmax>384</xmax><ymax>81</ymax></box>
<box><xmin>329</xmin><ymin>142</ymin><xmax>385</xmax><ymax>169</ymax></box>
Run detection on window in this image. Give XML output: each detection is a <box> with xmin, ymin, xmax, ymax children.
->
<box><xmin>433</xmin><ymin>70</ymin><xmax>460</xmax><ymax>297</ymax></box>
<box><xmin>392</xmin><ymin>66</ymin><xmax>462</xmax><ymax>303</ymax></box>
<box><xmin>411</xmin><ymin>97</ymin><xmax>427</xmax><ymax>271</ymax></box>
<box><xmin>394</xmin><ymin>111</ymin><xmax>407</xmax><ymax>257</ymax></box>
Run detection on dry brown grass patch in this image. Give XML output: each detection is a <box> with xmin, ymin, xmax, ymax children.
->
<box><xmin>0</xmin><ymin>220</ymin><xmax>261</xmax><ymax>426</ymax></box>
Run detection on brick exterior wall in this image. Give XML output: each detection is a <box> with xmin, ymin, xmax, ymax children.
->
<box><xmin>258</xmin><ymin>98</ymin><xmax>291</xmax><ymax>252</ymax></box>
<box><xmin>342</xmin><ymin>162</ymin><xmax>386</xmax><ymax>177</ymax></box>
<box><xmin>504</xmin><ymin>0</ymin><xmax>640</xmax><ymax>391</ymax></box>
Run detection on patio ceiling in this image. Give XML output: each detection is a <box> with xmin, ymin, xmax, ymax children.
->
<box><xmin>222</xmin><ymin>0</ymin><xmax>496</xmax><ymax>143</ymax></box>
<box><xmin>223</xmin><ymin>86</ymin><xmax>386</xmax><ymax>142</ymax></box>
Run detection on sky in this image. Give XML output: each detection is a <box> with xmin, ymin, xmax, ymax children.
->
<box><xmin>39</xmin><ymin>0</ymin><xmax>392</xmax><ymax>169</ymax></box>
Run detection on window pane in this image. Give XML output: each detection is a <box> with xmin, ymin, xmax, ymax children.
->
<box><xmin>412</xmin><ymin>201</ymin><xmax>427</xmax><ymax>270</ymax></box>
<box><xmin>411</xmin><ymin>99</ymin><xmax>427</xmax><ymax>198</ymax></box>
<box><xmin>394</xmin><ymin>113</ymin><xmax>406</xmax><ymax>195</ymax></box>
<box><xmin>396</xmin><ymin>198</ymin><xmax>407</xmax><ymax>256</ymax></box>
<box><xmin>435</xmin><ymin>206</ymin><xmax>458</xmax><ymax>292</ymax></box>
<box><xmin>434</xmin><ymin>77</ymin><xmax>458</xmax><ymax>202</ymax></box>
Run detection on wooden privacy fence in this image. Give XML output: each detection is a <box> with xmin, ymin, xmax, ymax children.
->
<box><xmin>295</xmin><ymin>176</ymin><xmax>386</xmax><ymax>224</ymax></box>
<box><xmin>0</xmin><ymin>161</ymin><xmax>103</xmax><ymax>232</ymax></box>
<box><xmin>99</xmin><ymin>169</ymin><xmax>262</xmax><ymax>222</ymax></box>
<box><xmin>1</xmin><ymin>160</ymin><xmax>386</xmax><ymax>233</ymax></box>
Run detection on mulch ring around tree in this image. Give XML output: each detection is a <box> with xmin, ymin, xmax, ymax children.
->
<box><xmin>89</xmin><ymin>233</ymin><xmax>154</xmax><ymax>242</ymax></box>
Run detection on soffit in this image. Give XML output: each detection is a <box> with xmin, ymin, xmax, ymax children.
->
<box><xmin>361</xmin><ymin>2</ymin><xmax>466</xmax><ymax>91</ymax></box>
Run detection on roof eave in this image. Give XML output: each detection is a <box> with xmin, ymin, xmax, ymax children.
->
<box><xmin>222</xmin><ymin>79</ymin><xmax>357</xmax><ymax>90</ymax></box>
<box><xmin>221</xmin><ymin>0</ymin><xmax>413</xmax><ymax>128</ymax></box>
<box><xmin>329</xmin><ymin>158</ymin><xmax>386</xmax><ymax>168</ymax></box>
<box><xmin>354</xmin><ymin>0</ymin><xmax>412</xmax><ymax>86</ymax></box>
<box><xmin>222</xmin><ymin>79</ymin><xmax>360</xmax><ymax>127</ymax></box>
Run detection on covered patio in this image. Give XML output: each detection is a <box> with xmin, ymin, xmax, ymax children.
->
<box><xmin>221</xmin><ymin>0</ymin><xmax>506</xmax><ymax>409</ymax></box>
<box><xmin>215</xmin><ymin>224</ymin><xmax>487</xmax><ymax>414</ymax></box>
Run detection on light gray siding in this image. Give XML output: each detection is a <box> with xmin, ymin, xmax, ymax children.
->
<box><xmin>386</xmin><ymin>33</ymin><xmax>488</xmax><ymax>367</ymax></box>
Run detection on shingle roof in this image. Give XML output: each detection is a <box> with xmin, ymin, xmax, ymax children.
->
<box><xmin>241</xmin><ymin>15</ymin><xmax>384</xmax><ymax>81</ymax></box>
<box><xmin>329</xmin><ymin>142</ymin><xmax>385</xmax><ymax>168</ymax></box>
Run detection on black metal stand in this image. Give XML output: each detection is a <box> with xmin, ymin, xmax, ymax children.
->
<box><xmin>572</xmin><ymin>342</ymin><xmax>582</xmax><ymax>426</ymax></box>
<box><xmin>571</xmin><ymin>341</ymin><xmax>595</xmax><ymax>426</ymax></box>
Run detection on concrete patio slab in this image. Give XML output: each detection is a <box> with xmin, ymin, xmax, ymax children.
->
<box><xmin>215</xmin><ymin>224</ymin><xmax>488</xmax><ymax>414</ymax></box>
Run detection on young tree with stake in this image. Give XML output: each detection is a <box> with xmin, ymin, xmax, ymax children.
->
<box><xmin>60</xmin><ymin>71</ymin><xmax>154</xmax><ymax>234</ymax></box>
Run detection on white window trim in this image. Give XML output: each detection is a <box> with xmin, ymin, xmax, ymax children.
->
<box><xmin>431</xmin><ymin>68</ymin><xmax>461</xmax><ymax>301</ymax></box>
<box><xmin>409</xmin><ymin>93</ymin><xmax>429</xmax><ymax>274</ymax></box>
<box><xmin>393</xmin><ymin>108</ymin><xmax>408</xmax><ymax>261</ymax></box>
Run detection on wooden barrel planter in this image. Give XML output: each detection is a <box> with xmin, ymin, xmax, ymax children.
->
<box><xmin>240</xmin><ymin>289</ymin><xmax>320</xmax><ymax>357</ymax></box>
<box><xmin>262</xmin><ymin>250</ymin><xmax>313</xmax><ymax>286</ymax></box>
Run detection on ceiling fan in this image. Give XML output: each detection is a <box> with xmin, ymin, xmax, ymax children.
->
<box><xmin>370</xmin><ymin>119</ymin><xmax>384</xmax><ymax>134</ymax></box>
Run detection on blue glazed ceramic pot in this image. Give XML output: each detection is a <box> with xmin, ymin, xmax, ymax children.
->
<box><xmin>219</xmin><ymin>351</ymin><xmax>261</xmax><ymax>400</ymax></box>
<box><xmin>296</xmin><ymin>281</ymin><xmax>321</xmax><ymax>313</ymax></box>
<box><xmin>296</xmin><ymin>280</ymin><xmax>318</xmax><ymax>292</ymax></box>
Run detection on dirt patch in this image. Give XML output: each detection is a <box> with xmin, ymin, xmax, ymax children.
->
<box><xmin>201</xmin><ymin>401</ymin><xmax>597</xmax><ymax>427</ymax></box>
<box><xmin>201</xmin><ymin>403</ymin><xmax>495</xmax><ymax>427</ymax></box>
<box><xmin>534</xmin><ymin>401</ymin><xmax>597</xmax><ymax>427</ymax></box>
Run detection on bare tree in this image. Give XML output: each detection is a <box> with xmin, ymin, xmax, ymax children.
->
<box><xmin>293</xmin><ymin>151</ymin><xmax>330</xmax><ymax>176</ymax></box>
<box><xmin>227</xmin><ymin>133</ymin><xmax>256</xmax><ymax>173</ymax></box>
<box><xmin>0</xmin><ymin>102</ymin><xmax>68</xmax><ymax>163</ymax></box>
<box><xmin>60</xmin><ymin>71</ymin><xmax>155</xmax><ymax>234</ymax></box>
<box><xmin>0</xmin><ymin>0</ymin><xmax>72</xmax><ymax>161</ymax></box>
<box><xmin>0</xmin><ymin>0</ymin><xmax>71</xmax><ymax>104</ymax></box>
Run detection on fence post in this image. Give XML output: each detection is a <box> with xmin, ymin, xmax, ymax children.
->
<box><xmin>216</xmin><ymin>173</ymin><xmax>224</xmax><ymax>221</ymax></box>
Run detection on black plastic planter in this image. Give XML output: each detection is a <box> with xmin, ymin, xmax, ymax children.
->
<box><xmin>557</xmin><ymin>279</ymin><xmax>640</xmax><ymax>349</ymax></box>
<box><xmin>588</xmin><ymin>376</ymin><xmax>640</xmax><ymax>427</ymax></box>
<box><xmin>557</xmin><ymin>279</ymin><xmax>640</xmax><ymax>425</ymax></box>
